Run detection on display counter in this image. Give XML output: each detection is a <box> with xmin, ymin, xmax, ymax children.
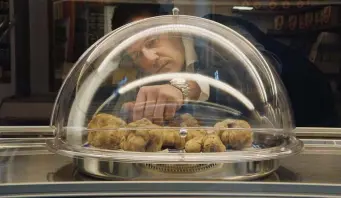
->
<box><xmin>1</xmin><ymin>128</ymin><xmax>341</xmax><ymax>197</ymax></box>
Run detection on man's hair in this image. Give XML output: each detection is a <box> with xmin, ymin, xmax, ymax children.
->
<box><xmin>111</xmin><ymin>3</ymin><xmax>172</xmax><ymax>31</ymax></box>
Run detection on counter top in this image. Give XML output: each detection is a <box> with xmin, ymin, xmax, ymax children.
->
<box><xmin>1</xmin><ymin>130</ymin><xmax>341</xmax><ymax>197</ymax></box>
<box><xmin>1</xmin><ymin>141</ymin><xmax>340</xmax><ymax>184</ymax></box>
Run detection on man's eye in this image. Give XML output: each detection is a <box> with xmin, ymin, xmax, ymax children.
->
<box><xmin>145</xmin><ymin>37</ymin><xmax>160</xmax><ymax>48</ymax></box>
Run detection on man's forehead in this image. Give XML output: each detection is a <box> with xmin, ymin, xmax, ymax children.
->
<box><xmin>126</xmin><ymin>37</ymin><xmax>148</xmax><ymax>54</ymax></box>
<box><xmin>124</xmin><ymin>33</ymin><xmax>172</xmax><ymax>55</ymax></box>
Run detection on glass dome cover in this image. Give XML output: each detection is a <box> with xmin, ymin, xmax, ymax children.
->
<box><xmin>46</xmin><ymin>12</ymin><xmax>303</xmax><ymax>163</ymax></box>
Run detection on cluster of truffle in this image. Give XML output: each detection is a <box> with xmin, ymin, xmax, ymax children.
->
<box><xmin>87</xmin><ymin>113</ymin><xmax>253</xmax><ymax>153</ymax></box>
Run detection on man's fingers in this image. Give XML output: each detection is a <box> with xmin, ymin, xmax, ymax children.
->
<box><xmin>133</xmin><ymin>89</ymin><xmax>147</xmax><ymax>121</ymax></box>
<box><xmin>144</xmin><ymin>92</ymin><xmax>157</xmax><ymax>120</ymax></box>
<box><xmin>121</xmin><ymin>102</ymin><xmax>135</xmax><ymax>121</ymax></box>
<box><xmin>164</xmin><ymin>103</ymin><xmax>177</xmax><ymax>120</ymax></box>
<box><xmin>153</xmin><ymin>94</ymin><xmax>166</xmax><ymax>125</ymax></box>
<box><xmin>122</xmin><ymin>102</ymin><xmax>135</xmax><ymax>112</ymax></box>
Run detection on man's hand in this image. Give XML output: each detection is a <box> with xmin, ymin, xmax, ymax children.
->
<box><xmin>123</xmin><ymin>84</ymin><xmax>183</xmax><ymax>124</ymax></box>
<box><xmin>121</xmin><ymin>81</ymin><xmax>201</xmax><ymax>124</ymax></box>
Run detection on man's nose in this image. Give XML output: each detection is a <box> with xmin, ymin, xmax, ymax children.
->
<box><xmin>141</xmin><ymin>48</ymin><xmax>158</xmax><ymax>61</ymax></box>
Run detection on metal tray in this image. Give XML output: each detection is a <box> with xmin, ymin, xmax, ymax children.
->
<box><xmin>47</xmin><ymin>128</ymin><xmax>301</xmax><ymax>181</ymax></box>
<box><xmin>74</xmin><ymin>158</ymin><xmax>279</xmax><ymax>181</ymax></box>
<box><xmin>58</xmin><ymin>128</ymin><xmax>300</xmax><ymax>181</ymax></box>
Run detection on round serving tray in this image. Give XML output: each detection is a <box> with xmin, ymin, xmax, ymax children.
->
<box><xmin>74</xmin><ymin>157</ymin><xmax>280</xmax><ymax>181</ymax></box>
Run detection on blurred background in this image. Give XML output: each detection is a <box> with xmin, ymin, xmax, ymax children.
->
<box><xmin>0</xmin><ymin>0</ymin><xmax>340</xmax><ymax>127</ymax></box>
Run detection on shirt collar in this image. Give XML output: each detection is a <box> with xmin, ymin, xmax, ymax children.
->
<box><xmin>182</xmin><ymin>36</ymin><xmax>198</xmax><ymax>72</ymax></box>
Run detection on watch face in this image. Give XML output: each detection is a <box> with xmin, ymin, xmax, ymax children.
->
<box><xmin>172</xmin><ymin>78</ymin><xmax>186</xmax><ymax>84</ymax></box>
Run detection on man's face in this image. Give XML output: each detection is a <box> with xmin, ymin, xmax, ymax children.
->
<box><xmin>125</xmin><ymin>28</ymin><xmax>185</xmax><ymax>74</ymax></box>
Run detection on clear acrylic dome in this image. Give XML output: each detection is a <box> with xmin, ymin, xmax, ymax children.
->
<box><xmin>47</xmin><ymin>14</ymin><xmax>303</xmax><ymax>163</ymax></box>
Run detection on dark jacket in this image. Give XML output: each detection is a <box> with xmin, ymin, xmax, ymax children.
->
<box><xmin>199</xmin><ymin>14</ymin><xmax>339</xmax><ymax>127</ymax></box>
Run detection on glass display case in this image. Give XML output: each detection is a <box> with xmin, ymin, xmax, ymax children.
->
<box><xmin>1</xmin><ymin>0</ymin><xmax>341</xmax><ymax>197</ymax></box>
<box><xmin>46</xmin><ymin>9</ymin><xmax>303</xmax><ymax>180</ymax></box>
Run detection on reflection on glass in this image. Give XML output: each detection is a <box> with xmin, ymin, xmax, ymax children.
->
<box><xmin>50</xmin><ymin>2</ymin><xmax>340</xmax><ymax>129</ymax></box>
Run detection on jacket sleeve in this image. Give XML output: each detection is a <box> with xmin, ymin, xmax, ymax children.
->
<box><xmin>195</xmin><ymin>59</ymin><xmax>250</xmax><ymax>116</ymax></box>
<box><xmin>193</xmin><ymin>20</ymin><xmax>270</xmax><ymax>115</ymax></box>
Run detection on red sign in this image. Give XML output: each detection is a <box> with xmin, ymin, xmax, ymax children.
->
<box><xmin>271</xmin><ymin>6</ymin><xmax>336</xmax><ymax>33</ymax></box>
<box><xmin>274</xmin><ymin>15</ymin><xmax>285</xmax><ymax>30</ymax></box>
<box><xmin>288</xmin><ymin>15</ymin><xmax>298</xmax><ymax>30</ymax></box>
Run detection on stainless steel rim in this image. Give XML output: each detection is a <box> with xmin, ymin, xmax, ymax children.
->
<box><xmin>74</xmin><ymin>158</ymin><xmax>279</xmax><ymax>181</ymax></box>
<box><xmin>45</xmin><ymin>136</ymin><xmax>303</xmax><ymax>163</ymax></box>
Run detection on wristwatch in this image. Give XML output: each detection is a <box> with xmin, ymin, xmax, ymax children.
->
<box><xmin>170</xmin><ymin>78</ymin><xmax>190</xmax><ymax>101</ymax></box>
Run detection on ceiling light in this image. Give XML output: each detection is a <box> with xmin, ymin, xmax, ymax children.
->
<box><xmin>232</xmin><ymin>6</ymin><xmax>254</xmax><ymax>11</ymax></box>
